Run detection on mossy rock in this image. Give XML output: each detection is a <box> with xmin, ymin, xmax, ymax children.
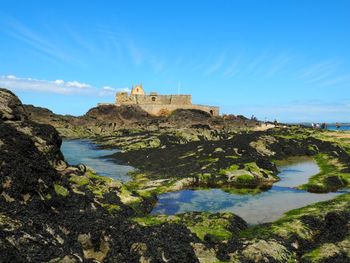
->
<box><xmin>219</xmin><ymin>164</ymin><xmax>239</xmax><ymax>175</ymax></box>
<box><xmin>235</xmin><ymin>174</ymin><xmax>257</xmax><ymax>187</ymax></box>
<box><xmin>101</xmin><ymin>204</ymin><xmax>121</xmax><ymax>214</ymax></box>
<box><xmin>54</xmin><ymin>184</ymin><xmax>69</xmax><ymax>197</ymax></box>
<box><xmin>301</xmin><ymin>239</ymin><xmax>350</xmax><ymax>262</ymax></box>
<box><xmin>69</xmin><ymin>174</ymin><xmax>90</xmax><ymax>186</ymax></box>
<box><xmin>133</xmin><ymin>212</ymin><xmax>247</xmax><ymax>242</ymax></box>
<box><xmin>197</xmin><ymin>173</ymin><xmax>213</xmax><ymax>184</ymax></box>
<box><xmin>300</xmin><ymin>153</ymin><xmax>350</xmax><ymax>193</ymax></box>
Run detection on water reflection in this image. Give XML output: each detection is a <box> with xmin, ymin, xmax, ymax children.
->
<box><xmin>61</xmin><ymin>139</ymin><xmax>134</xmax><ymax>182</ymax></box>
<box><xmin>61</xmin><ymin>140</ymin><xmax>347</xmax><ymax>224</ymax></box>
<box><xmin>152</xmin><ymin>158</ymin><xmax>343</xmax><ymax>224</ymax></box>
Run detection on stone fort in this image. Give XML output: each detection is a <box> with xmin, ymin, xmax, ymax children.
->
<box><xmin>108</xmin><ymin>84</ymin><xmax>219</xmax><ymax>116</ymax></box>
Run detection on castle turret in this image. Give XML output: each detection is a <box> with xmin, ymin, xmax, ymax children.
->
<box><xmin>131</xmin><ymin>84</ymin><xmax>145</xmax><ymax>95</ymax></box>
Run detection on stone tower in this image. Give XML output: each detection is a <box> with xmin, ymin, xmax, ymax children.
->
<box><xmin>131</xmin><ymin>84</ymin><xmax>145</xmax><ymax>95</ymax></box>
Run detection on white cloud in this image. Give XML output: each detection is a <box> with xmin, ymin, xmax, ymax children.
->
<box><xmin>66</xmin><ymin>80</ymin><xmax>91</xmax><ymax>89</ymax></box>
<box><xmin>0</xmin><ymin>75</ymin><xmax>127</xmax><ymax>97</ymax></box>
<box><xmin>54</xmin><ymin>79</ymin><xmax>65</xmax><ymax>85</ymax></box>
<box><xmin>103</xmin><ymin>86</ymin><xmax>115</xmax><ymax>91</ymax></box>
<box><xmin>102</xmin><ymin>86</ymin><xmax>130</xmax><ymax>92</ymax></box>
<box><xmin>6</xmin><ymin>75</ymin><xmax>17</xmax><ymax>79</ymax></box>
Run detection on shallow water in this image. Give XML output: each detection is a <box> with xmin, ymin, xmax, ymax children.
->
<box><xmin>61</xmin><ymin>139</ymin><xmax>134</xmax><ymax>182</ymax></box>
<box><xmin>151</xmin><ymin>158</ymin><xmax>343</xmax><ymax>225</ymax></box>
<box><xmin>274</xmin><ymin>156</ymin><xmax>320</xmax><ymax>188</ymax></box>
<box><xmin>327</xmin><ymin>125</ymin><xmax>350</xmax><ymax>131</ymax></box>
<box><xmin>61</xmin><ymin>140</ymin><xmax>346</xmax><ymax>225</ymax></box>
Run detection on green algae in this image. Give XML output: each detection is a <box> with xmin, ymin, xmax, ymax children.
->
<box><xmin>101</xmin><ymin>203</ymin><xmax>121</xmax><ymax>214</ymax></box>
<box><xmin>219</xmin><ymin>164</ymin><xmax>239</xmax><ymax>175</ymax></box>
<box><xmin>197</xmin><ymin>173</ymin><xmax>213</xmax><ymax>183</ymax></box>
<box><xmin>235</xmin><ymin>174</ymin><xmax>256</xmax><ymax>186</ymax></box>
<box><xmin>223</xmin><ymin>187</ymin><xmax>263</xmax><ymax>195</ymax></box>
<box><xmin>69</xmin><ymin>174</ymin><xmax>90</xmax><ymax>186</ymax></box>
<box><xmin>133</xmin><ymin>212</ymin><xmax>237</xmax><ymax>242</ymax></box>
<box><xmin>302</xmin><ymin>237</ymin><xmax>350</xmax><ymax>262</ymax></box>
<box><xmin>240</xmin><ymin>193</ymin><xmax>350</xmax><ymax>240</ymax></box>
<box><xmin>54</xmin><ymin>184</ymin><xmax>69</xmax><ymax>197</ymax></box>
<box><xmin>299</xmin><ymin>153</ymin><xmax>350</xmax><ymax>192</ymax></box>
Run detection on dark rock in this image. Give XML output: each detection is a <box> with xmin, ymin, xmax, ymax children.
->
<box><xmin>324</xmin><ymin>176</ymin><xmax>346</xmax><ymax>191</ymax></box>
<box><xmin>0</xmin><ymin>88</ymin><xmax>27</xmax><ymax>121</ymax></box>
<box><xmin>0</xmin><ymin>88</ymin><xmax>207</xmax><ymax>262</ymax></box>
<box><xmin>77</xmin><ymin>164</ymin><xmax>87</xmax><ymax>173</ymax></box>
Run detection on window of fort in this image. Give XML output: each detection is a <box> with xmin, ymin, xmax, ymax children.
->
<box><xmin>152</xmin><ymin>97</ymin><xmax>156</xmax><ymax>101</ymax></box>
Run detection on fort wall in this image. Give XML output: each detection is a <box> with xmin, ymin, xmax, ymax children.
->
<box><xmin>116</xmin><ymin>93</ymin><xmax>192</xmax><ymax>106</ymax></box>
<box><xmin>136</xmin><ymin>94</ymin><xmax>192</xmax><ymax>105</ymax></box>
<box><xmin>137</xmin><ymin>104</ymin><xmax>219</xmax><ymax>116</ymax></box>
<box><xmin>111</xmin><ymin>84</ymin><xmax>219</xmax><ymax>116</ymax></box>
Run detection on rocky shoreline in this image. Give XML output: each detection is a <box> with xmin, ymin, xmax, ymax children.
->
<box><xmin>106</xmin><ymin>128</ymin><xmax>350</xmax><ymax>196</ymax></box>
<box><xmin>1</xmin><ymin>88</ymin><xmax>349</xmax><ymax>262</ymax></box>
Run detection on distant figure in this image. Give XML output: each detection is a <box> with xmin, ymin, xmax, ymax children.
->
<box><xmin>321</xmin><ymin>123</ymin><xmax>326</xmax><ymax>129</ymax></box>
<box><xmin>311</xmin><ymin>123</ymin><xmax>315</xmax><ymax>128</ymax></box>
<box><xmin>274</xmin><ymin>119</ymin><xmax>278</xmax><ymax>126</ymax></box>
<box><xmin>336</xmin><ymin>122</ymin><xmax>340</xmax><ymax>129</ymax></box>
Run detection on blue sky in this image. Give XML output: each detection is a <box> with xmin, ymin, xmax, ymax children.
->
<box><xmin>0</xmin><ymin>0</ymin><xmax>349</xmax><ymax>122</ymax></box>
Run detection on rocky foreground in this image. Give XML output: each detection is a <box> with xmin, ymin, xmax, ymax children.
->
<box><xmin>1</xmin><ymin>88</ymin><xmax>350</xmax><ymax>262</ymax></box>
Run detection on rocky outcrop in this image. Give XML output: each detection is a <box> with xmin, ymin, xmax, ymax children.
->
<box><xmin>24</xmin><ymin>103</ymin><xmax>260</xmax><ymax>138</ymax></box>
<box><xmin>2</xmin><ymin>88</ymin><xmax>349</xmax><ymax>262</ymax></box>
<box><xmin>109</xmin><ymin>128</ymin><xmax>350</xmax><ymax>195</ymax></box>
<box><xmin>0</xmin><ymin>88</ymin><xmax>27</xmax><ymax>121</ymax></box>
<box><xmin>217</xmin><ymin>194</ymin><xmax>350</xmax><ymax>262</ymax></box>
<box><xmin>0</xmin><ymin>88</ymin><xmax>207</xmax><ymax>262</ymax></box>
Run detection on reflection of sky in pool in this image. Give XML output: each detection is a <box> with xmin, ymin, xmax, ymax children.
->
<box><xmin>61</xmin><ymin>140</ymin><xmax>348</xmax><ymax>225</ymax></box>
<box><xmin>61</xmin><ymin>139</ymin><xmax>134</xmax><ymax>182</ymax></box>
<box><xmin>152</xmin><ymin>158</ymin><xmax>346</xmax><ymax>225</ymax></box>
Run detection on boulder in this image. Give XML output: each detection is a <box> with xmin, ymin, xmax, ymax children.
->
<box><xmin>0</xmin><ymin>88</ymin><xmax>27</xmax><ymax>121</ymax></box>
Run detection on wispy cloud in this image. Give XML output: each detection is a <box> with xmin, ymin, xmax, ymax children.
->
<box><xmin>297</xmin><ymin>60</ymin><xmax>340</xmax><ymax>83</ymax></box>
<box><xmin>295</xmin><ymin>59</ymin><xmax>350</xmax><ymax>88</ymax></box>
<box><xmin>0</xmin><ymin>75</ymin><xmax>129</xmax><ymax>96</ymax></box>
<box><xmin>64</xmin><ymin>25</ymin><xmax>98</xmax><ymax>55</ymax></box>
<box><xmin>190</xmin><ymin>53</ymin><xmax>214</xmax><ymax>73</ymax></box>
<box><xmin>150</xmin><ymin>55</ymin><xmax>165</xmax><ymax>72</ymax></box>
<box><xmin>126</xmin><ymin>40</ymin><xmax>144</xmax><ymax>66</ymax></box>
<box><xmin>2</xmin><ymin>18</ymin><xmax>78</xmax><ymax>63</ymax></box>
<box><xmin>123</xmin><ymin>35</ymin><xmax>166</xmax><ymax>72</ymax></box>
<box><xmin>319</xmin><ymin>74</ymin><xmax>350</xmax><ymax>87</ymax></box>
<box><xmin>204</xmin><ymin>53</ymin><xmax>225</xmax><ymax>76</ymax></box>
<box><xmin>245</xmin><ymin>53</ymin><xmax>267</xmax><ymax>75</ymax></box>
<box><xmin>265</xmin><ymin>53</ymin><xmax>294</xmax><ymax>77</ymax></box>
<box><xmin>222</xmin><ymin>56</ymin><xmax>241</xmax><ymax>78</ymax></box>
